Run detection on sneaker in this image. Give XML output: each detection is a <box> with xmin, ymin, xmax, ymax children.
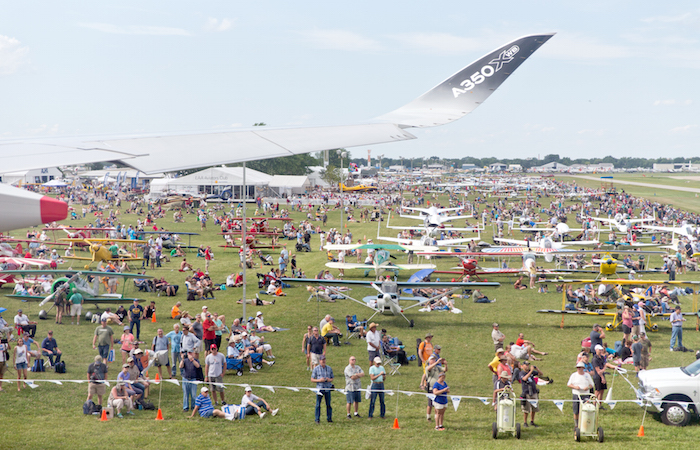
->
<box><xmin>327</xmin><ymin>419</ymin><xmax>333</xmax><ymax>423</ymax></box>
<box><xmin>435</xmin><ymin>426</ymin><xmax>441</xmax><ymax>431</ymax></box>
<box><xmin>259</xmin><ymin>412</ymin><xmax>266</xmax><ymax>419</ymax></box>
<box><xmin>272</xmin><ymin>299</ymin><xmax>276</xmax><ymax>305</ymax></box>
<box><xmin>272</xmin><ymin>408</ymin><xmax>279</xmax><ymax>416</ymax></box>
<box><xmin>427</xmin><ymin>415</ymin><xmax>431</xmax><ymax>421</ymax></box>
<box><xmin>266</xmin><ymin>361</ymin><xmax>275</xmax><ymax>366</ymax></box>
<box><xmin>126</xmin><ymin>411</ymin><xmax>135</xmax><ymax>416</ymax></box>
<box><xmin>523</xmin><ymin>422</ymin><xmax>529</xmax><ymax>427</ymax></box>
<box><xmin>315</xmin><ymin>420</ymin><xmax>320</xmax><ymax>424</ymax></box>
<box><xmin>222</xmin><ymin>401</ymin><xmax>227</xmax><ymax>406</ymax></box>
<box><xmin>530</xmin><ymin>421</ymin><xmax>538</xmax><ymax>427</ymax></box>
<box><xmin>270</xmin><ymin>355</ymin><xmax>275</xmax><ymax>359</ymax></box>
<box><xmin>117</xmin><ymin>413</ymin><xmax>124</xmax><ymax>418</ymax></box>
<box><xmin>670</xmin><ymin>347</ymin><xmax>674</xmax><ymax>352</ymax></box>
<box><xmin>347</xmin><ymin>414</ymin><xmax>352</xmax><ymax>419</ymax></box>
<box><xmin>250</xmin><ymin>368</ymin><xmax>258</xmax><ymax>373</ymax></box>
<box><xmin>214</xmin><ymin>402</ymin><xmax>219</xmax><ymax>405</ymax></box>
<box><xmin>354</xmin><ymin>413</ymin><xmax>362</xmax><ymax>418</ymax></box>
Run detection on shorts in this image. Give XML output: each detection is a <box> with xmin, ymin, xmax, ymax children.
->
<box><xmin>434</xmin><ymin>402</ymin><xmax>447</xmax><ymax>410</ymax></box>
<box><xmin>70</xmin><ymin>303</ymin><xmax>82</xmax><ymax>316</ymax></box>
<box><xmin>593</xmin><ymin>375</ymin><xmax>607</xmax><ymax>391</ymax></box>
<box><xmin>621</xmin><ymin>324</ymin><xmax>631</xmax><ymax>335</ymax></box>
<box><xmin>521</xmin><ymin>394</ymin><xmax>540</xmax><ymax>413</ymax></box>
<box><xmin>209</xmin><ymin>375</ymin><xmax>224</xmax><ymax>392</ymax></box>
<box><xmin>200</xmin><ymin>409</ymin><xmax>214</xmax><ymax>418</ymax></box>
<box><xmin>346</xmin><ymin>391</ymin><xmax>362</xmax><ymax>404</ymax></box>
<box><xmin>204</xmin><ymin>339</ymin><xmax>216</xmax><ymax>352</ymax></box>
<box><xmin>368</xmin><ymin>350</ymin><xmax>379</xmax><ymax>362</ymax></box>
<box><xmin>89</xmin><ymin>383</ymin><xmax>106</xmax><ymax>397</ymax></box>
<box><xmin>155</xmin><ymin>356</ymin><xmax>170</xmax><ymax>367</ymax></box>
<box><xmin>310</xmin><ymin>353</ymin><xmax>322</xmax><ymax>366</ymax></box>
<box><xmin>15</xmin><ymin>362</ymin><xmax>28</xmax><ymax>370</ymax></box>
<box><xmin>572</xmin><ymin>394</ymin><xmax>591</xmax><ymax>415</ymax></box>
<box><xmin>513</xmin><ymin>350</ymin><xmax>528</xmax><ymax>360</ymax></box>
<box><xmin>98</xmin><ymin>345</ymin><xmax>110</xmax><ymax>360</ymax></box>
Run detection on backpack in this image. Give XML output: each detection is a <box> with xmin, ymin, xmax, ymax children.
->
<box><xmin>54</xmin><ymin>361</ymin><xmax>66</xmax><ymax>374</ymax></box>
<box><xmin>138</xmin><ymin>399</ymin><xmax>156</xmax><ymax>410</ymax></box>
<box><xmin>187</xmin><ymin>290</ymin><xmax>196</xmax><ymax>301</ymax></box>
<box><xmin>31</xmin><ymin>358</ymin><xmax>45</xmax><ymax>372</ymax></box>
<box><xmin>83</xmin><ymin>400</ymin><xmax>96</xmax><ymax>415</ymax></box>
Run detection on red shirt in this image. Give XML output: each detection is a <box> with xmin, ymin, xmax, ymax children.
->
<box><xmin>515</xmin><ymin>338</ymin><xmax>525</xmax><ymax>346</ymax></box>
<box><xmin>202</xmin><ymin>319</ymin><xmax>216</xmax><ymax>340</ymax></box>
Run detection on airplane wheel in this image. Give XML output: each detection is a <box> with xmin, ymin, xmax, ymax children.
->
<box><xmin>575</xmin><ymin>427</ymin><xmax>581</xmax><ymax>442</ymax></box>
<box><xmin>597</xmin><ymin>427</ymin><xmax>604</xmax><ymax>443</ymax></box>
<box><xmin>492</xmin><ymin>422</ymin><xmax>498</xmax><ymax>439</ymax></box>
<box><xmin>255</xmin><ymin>364</ymin><xmax>262</xmax><ymax>370</ymax></box>
<box><xmin>605</xmin><ymin>322</ymin><xmax>614</xmax><ymax>331</ymax></box>
<box><xmin>409</xmin><ymin>320</ymin><xmax>414</xmax><ymax>328</ymax></box>
<box><xmin>38</xmin><ymin>310</ymin><xmax>48</xmax><ymax>320</ymax></box>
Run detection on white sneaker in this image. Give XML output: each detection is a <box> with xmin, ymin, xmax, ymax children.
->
<box><xmin>250</xmin><ymin>368</ymin><xmax>258</xmax><ymax>373</ymax></box>
<box><xmin>272</xmin><ymin>408</ymin><xmax>279</xmax><ymax>416</ymax></box>
<box><xmin>259</xmin><ymin>412</ymin><xmax>266</xmax><ymax>419</ymax></box>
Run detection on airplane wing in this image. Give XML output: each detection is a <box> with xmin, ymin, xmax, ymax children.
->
<box><xmin>281</xmin><ymin>277</ymin><xmax>500</xmax><ymax>289</ymax></box>
<box><xmin>537</xmin><ymin>309</ymin><xmax>618</xmax><ymax>316</ymax></box>
<box><xmin>399</xmin><ymin>214</ymin><xmax>427</xmax><ymax>220</ymax></box>
<box><xmin>435</xmin><ymin>237</ymin><xmax>481</xmax><ymax>246</ymax></box>
<box><xmin>0</xmin><ymin>34</ymin><xmax>555</xmax><ymax>175</ymax></box>
<box><xmin>325</xmin><ymin>262</ymin><xmax>374</xmax><ymax>270</ymax></box>
<box><xmin>323</xmin><ymin>244</ymin><xmax>361</xmax><ymax>251</ymax></box>
<box><xmin>391</xmin><ymin>263</ymin><xmax>437</xmax><ymax>271</ymax></box>
<box><xmin>492</xmin><ymin>238</ymin><xmax>533</xmax><ymax>247</ymax></box>
<box><xmin>374</xmin><ymin>236</ymin><xmax>439</xmax><ymax>252</ymax></box>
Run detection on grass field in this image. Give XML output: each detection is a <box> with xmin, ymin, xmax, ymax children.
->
<box><xmin>2</xmin><ymin>186</ymin><xmax>700</xmax><ymax>450</ymax></box>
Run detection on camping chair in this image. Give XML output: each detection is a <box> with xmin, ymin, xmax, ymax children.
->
<box><xmin>382</xmin><ymin>345</ymin><xmax>402</xmax><ymax>376</ymax></box>
<box><xmin>344</xmin><ymin>315</ymin><xmax>366</xmax><ymax>344</ymax></box>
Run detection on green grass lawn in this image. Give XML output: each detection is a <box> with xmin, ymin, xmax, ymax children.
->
<box><xmin>2</xmin><ymin>189</ymin><xmax>700</xmax><ymax>449</ymax></box>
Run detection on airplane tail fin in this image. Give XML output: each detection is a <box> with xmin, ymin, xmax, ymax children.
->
<box><xmin>375</xmin><ymin>33</ymin><xmax>555</xmax><ymax>128</ymax></box>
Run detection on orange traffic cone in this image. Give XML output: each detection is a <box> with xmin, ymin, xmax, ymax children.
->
<box><xmin>393</xmin><ymin>418</ymin><xmax>400</xmax><ymax>429</ymax></box>
<box><xmin>155</xmin><ymin>373</ymin><xmax>161</xmax><ymax>382</ymax></box>
<box><xmin>151</xmin><ymin>313</ymin><xmax>156</xmax><ymax>323</ymax></box>
<box><xmin>155</xmin><ymin>408</ymin><xmax>164</xmax><ymax>421</ymax></box>
<box><xmin>100</xmin><ymin>408</ymin><xmax>108</xmax><ymax>421</ymax></box>
<box><xmin>637</xmin><ymin>425</ymin><xmax>644</xmax><ymax>437</ymax></box>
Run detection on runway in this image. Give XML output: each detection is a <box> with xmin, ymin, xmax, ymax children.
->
<box><xmin>571</xmin><ymin>175</ymin><xmax>700</xmax><ymax>194</ymax></box>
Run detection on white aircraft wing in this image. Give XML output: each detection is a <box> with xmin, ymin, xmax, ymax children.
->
<box><xmin>493</xmin><ymin>237</ymin><xmax>531</xmax><ymax>246</ymax></box>
<box><xmin>325</xmin><ymin>262</ymin><xmax>374</xmax><ymax>270</ymax></box>
<box><xmin>0</xmin><ymin>34</ymin><xmax>555</xmax><ymax>175</ymax></box>
<box><xmin>323</xmin><ymin>244</ymin><xmax>361</xmax><ymax>251</ymax></box>
<box><xmin>390</xmin><ymin>263</ymin><xmax>437</xmax><ymax>271</ymax></box>
<box><xmin>374</xmin><ymin>236</ymin><xmax>439</xmax><ymax>252</ymax></box>
<box><xmin>435</xmin><ymin>237</ymin><xmax>480</xmax><ymax>246</ymax></box>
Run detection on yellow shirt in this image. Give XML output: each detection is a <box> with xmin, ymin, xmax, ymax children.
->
<box><xmin>321</xmin><ymin>322</ymin><xmax>334</xmax><ymax>337</ymax></box>
<box><xmin>488</xmin><ymin>355</ymin><xmax>501</xmax><ymax>373</ymax></box>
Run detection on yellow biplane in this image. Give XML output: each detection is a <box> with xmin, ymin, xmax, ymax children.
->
<box><xmin>61</xmin><ymin>238</ymin><xmax>143</xmax><ymax>269</ymax></box>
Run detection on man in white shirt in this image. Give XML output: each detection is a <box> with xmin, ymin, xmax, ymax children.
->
<box><xmin>240</xmin><ymin>385</ymin><xmax>278</xmax><ymax>418</ymax></box>
<box><xmin>14</xmin><ymin>309</ymin><xmax>37</xmax><ymax>338</ymax></box>
<box><xmin>567</xmin><ymin>361</ymin><xmax>595</xmax><ymax>426</ymax></box>
<box><xmin>366</xmin><ymin>323</ymin><xmax>381</xmax><ymax>363</ymax></box>
<box><xmin>344</xmin><ymin>356</ymin><xmax>364</xmax><ymax>419</ymax></box>
<box><xmin>491</xmin><ymin>323</ymin><xmax>505</xmax><ymax>352</ymax></box>
<box><xmin>205</xmin><ymin>344</ymin><xmax>227</xmax><ymax>405</ymax></box>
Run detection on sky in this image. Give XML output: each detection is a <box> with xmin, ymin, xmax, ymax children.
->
<box><xmin>1</xmin><ymin>1</ymin><xmax>699</xmax><ymax>164</ymax></box>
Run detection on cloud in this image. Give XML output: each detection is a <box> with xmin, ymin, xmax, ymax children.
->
<box><xmin>642</xmin><ymin>10</ymin><xmax>700</xmax><ymax>25</ymax></box>
<box><xmin>204</xmin><ymin>18</ymin><xmax>233</xmax><ymax>32</ymax></box>
<box><xmin>0</xmin><ymin>35</ymin><xmax>29</xmax><ymax>76</ymax></box>
<box><xmin>654</xmin><ymin>99</ymin><xmax>693</xmax><ymax>106</ymax></box>
<box><xmin>540</xmin><ymin>34</ymin><xmax>630</xmax><ymax>60</ymax></box>
<box><xmin>299</xmin><ymin>29</ymin><xmax>382</xmax><ymax>52</ymax></box>
<box><xmin>670</xmin><ymin>124</ymin><xmax>698</xmax><ymax>133</ymax></box>
<box><xmin>79</xmin><ymin>23</ymin><xmax>193</xmax><ymax>36</ymax></box>
<box><xmin>389</xmin><ymin>33</ymin><xmax>482</xmax><ymax>55</ymax></box>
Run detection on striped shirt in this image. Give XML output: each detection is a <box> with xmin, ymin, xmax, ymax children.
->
<box><xmin>195</xmin><ymin>394</ymin><xmax>214</xmax><ymax>417</ymax></box>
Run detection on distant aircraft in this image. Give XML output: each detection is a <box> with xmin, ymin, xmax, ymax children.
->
<box><xmin>588</xmin><ymin>214</ymin><xmax>654</xmax><ymax>233</ymax></box>
<box><xmin>0</xmin><ymin>34</ymin><xmax>554</xmax><ymax>229</ymax></box>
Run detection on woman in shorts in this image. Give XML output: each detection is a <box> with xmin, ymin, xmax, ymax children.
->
<box><xmin>432</xmin><ymin>372</ymin><xmax>449</xmax><ymax>430</ymax></box>
<box><xmin>13</xmin><ymin>338</ymin><xmax>29</xmax><ymax>391</ymax></box>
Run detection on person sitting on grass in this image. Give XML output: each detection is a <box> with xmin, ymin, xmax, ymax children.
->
<box><xmin>179</xmin><ymin>258</ymin><xmax>193</xmax><ymax>272</ymax></box>
<box><xmin>108</xmin><ymin>381</ymin><xmax>135</xmax><ymax>418</ymax></box>
<box><xmin>472</xmin><ymin>289</ymin><xmax>496</xmax><ymax>303</ymax></box>
<box><xmin>190</xmin><ymin>386</ymin><xmax>226</xmax><ymax>419</ymax></box>
<box><xmin>513</xmin><ymin>277</ymin><xmax>527</xmax><ymax>290</ymax></box>
<box><xmin>241</xmin><ymin>385</ymin><xmax>279</xmax><ymax>418</ymax></box>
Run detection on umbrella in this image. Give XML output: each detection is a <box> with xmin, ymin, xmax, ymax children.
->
<box><xmin>0</xmin><ymin>307</ymin><xmax>6</xmax><ymax>314</ymax></box>
<box><xmin>0</xmin><ymin>257</ymin><xmax>52</xmax><ymax>266</ymax></box>
<box><xmin>404</xmin><ymin>268</ymin><xmax>435</xmax><ymax>295</ymax></box>
<box><xmin>42</xmin><ymin>179</ymin><xmax>68</xmax><ymax>187</ymax></box>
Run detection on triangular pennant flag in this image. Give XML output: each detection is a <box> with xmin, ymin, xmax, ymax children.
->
<box><xmin>285</xmin><ymin>387</ymin><xmax>300</xmax><ymax>392</ymax></box>
<box><xmin>66</xmin><ymin>380</ymin><xmax>85</xmax><ymax>383</ymax></box>
<box><xmin>478</xmin><ymin>397</ymin><xmax>490</xmax><ymax>406</ymax></box>
<box><xmin>606</xmin><ymin>401</ymin><xmax>617</xmax><ymax>410</ymax></box>
<box><xmin>311</xmin><ymin>389</ymin><xmax>322</xmax><ymax>396</ymax></box>
<box><xmin>26</xmin><ymin>382</ymin><xmax>39</xmax><ymax>389</ymax></box>
<box><xmin>386</xmin><ymin>391</ymin><xmax>394</xmax><ymax>396</ymax></box>
<box><xmin>427</xmin><ymin>394</ymin><xmax>436</xmax><ymax>401</ymax></box>
<box><xmin>166</xmin><ymin>379</ymin><xmax>180</xmax><ymax>386</ymax></box>
<box><xmin>652</xmin><ymin>401</ymin><xmax>663</xmax><ymax>412</ymax></box>
<box><xmin>404</xmin><ymin>391</ymin><xmax>414</xmax><ymax>397</ymax></box>
<box><xmin>213</xmin><ymin>382</ymin><xmax>225</xmax><ymax>389</ymax></box>
<box><xmin>553</xmin><ymin>400</ymin><xmax>564</xmax><ymax>412</ymax></box>
<box><xmin>263</xmin><ymin>386</ymin><xmax>275</xmax><ymax>394</ymax></box>
<box><xmin>634</xmin><ymin>400</ymin><xmax>645</xmax><ymax>407</ymax></box>
<box><xmin>47</xmin><ymin>380</ymin><xmax>63</xmax><ymax>385</ymax></box>
<box><xmin>336</xmin><ymin>389</ymin><xmax>346</xmax><ymax>395</ymax></box>
<box><xmin>451</xmin><ymin>396</ymin><xmax>461</xmax><ymax>412</ymax></box>
<box><xmin>528</xmin><ymin>399</ymin><xmax>539</xmax><ymax>408</ymax></box>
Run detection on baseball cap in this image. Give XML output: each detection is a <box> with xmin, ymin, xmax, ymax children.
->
<box><xmin>434</xmin><ymin>345</ymin><xmax>442</xmax><ymax>350</ymax></box>
<box><xmin>319</xmin><ymin>355</ymin><xmax>326</xmax><ymax>360</ymax></box>
<box><xmin>425</xmin><ymin>332</ymin><xmax>433</xmax><ymax>338</ymax></box>
<box><xmin>127</xmin><ymin>357</ymin><xmax>134</xmax><ymax>363</ymax></box>
<box><xmin>244</xmin><ymin>385</ymin><xmax>252</xmax><ymax>392</ymax></box>
<box><xmin>134</xmin><ymin>349</ymin><xmax>143</xmax><ymax>354</ymax></box>
<box><xmin>201</xmin><ymin>387</ymin><xmax>209</xmax><ymax>393</ymax></box>
<box><xmin>123</xmin><ymin>326</ymin><xmax>130</xmax><ymax>330</ymax></box>
<box><xmin>373</xmin><ymin>356</ymin><xmax>382</xmax><ymax>364</ymax></box>
<box><xmin>576</xmin><ymin>361</ymin><xmax>585</xmax><ymax>368</ymax></box>
<box><xmin>594</xmin><ymin>344</ymin><xmax>603</xmax><ymax>351</ymax></box>
<box><xmin>492</xmin><ymin>323</ymin><xmax>499</xmax><ymax>327</ymax></box>
<box><xmin>122</xmin><ymin>364</ymin><xmax>129</xmax><ymax>368</ymax></box>
<box><xmin>210</xmin><ymin>344</ymin><xmax>217</xmax><ymax>349</ymax></box>
<box><xmin>101</xmin><ymin>318</ymin><xmax>107</xmax><ymax>322</ymax></box>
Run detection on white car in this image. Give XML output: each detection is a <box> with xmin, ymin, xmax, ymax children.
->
<box><xmin>638</xmin><ymin>358</ymin><xmax>700</xmax><ymax>426</ymax></box>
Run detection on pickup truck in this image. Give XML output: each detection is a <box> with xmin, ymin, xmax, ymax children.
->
<box><xmin>638</xmin><ymin>358</ymin><xmax>700</xmax><ymax>426</ymax></box>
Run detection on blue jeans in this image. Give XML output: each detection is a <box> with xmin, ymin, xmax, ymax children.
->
<box><xmin>42</xmin><ymin>350</ymin><xmax>61</xmax><ymax>365</ymax></box>
<box><xmin>671</xmin><ymin>326</ymin><xmax>683</xmax><ymax>349</ymax></box>
<box><xmin>315</xmin><ymin>389</ymin><xmax>332</xmax><ymax>422</ymax></box>
<box><xmin>182</xmin><ymin>378</ymin><xmax>197</xmax><ymax>410</ymax></box>
<box><xmin>130</xmin><ymin>320</ymin><xmax>141</xmax><ymax>340</ymax></box>
<box><xmin>368</xmin><ymin>382</ymin><xmax>385</xmax><ymax>418</ymax></box>
<box><xmin>171</xmin><ymin>351</ymin><xmax>182</xmax><ymax>377</ymax></box>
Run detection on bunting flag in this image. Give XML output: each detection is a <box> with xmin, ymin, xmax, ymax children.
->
<box><xmin>606</xmin><ymin>401</ymin><xmax>617</xmax><ymax>410</ymax></box>
<box><xmin>165</xmin><ymin>379</ymin><xmax>180</xmax><ymax>386</ymax></box>
<box><xmin>451</xmin><ymin>396</ymin><xmax>461</xmax><ymax>412</ymax></box>
<box><xmin>285</xmin><ymin>387</ymin><xmax>300</xmax><ymax>392</ymax></box>
<box><xmin>528</xmin><ymin>399</ymin><xmax>539</xmax><ymax>408</ymax></box>
<box><xmin>426</xmin><ymin>394</ymin><xmax>436</xmax><ymax>402</ymax></box>
<box><xmin>635</xmin><ymin>400</ymin><xmax>645</xmax><ymax>407</ymax></box>
<box><xmin>553</xmin><ymin>400</ymin><xmax>564</xmax><ymax>412</ymax></box>
<box><xmin>263</xmin><ymin>386</ymin><xmax>275</xmax><ymax>394</ymax></box>
<box><xmin>336</xmin><ymin>389</ymin><xmax>346</xmax><ymax>395</ymax></box>
<box><xmin>311</xmin><ymin>389</ymin><xmax>321</xmax><ymax>396</ymax></box>
<box><xmin>478</xmin><ymin>397</ymin><xmax>491</xmax><ymax>406</ymax></box>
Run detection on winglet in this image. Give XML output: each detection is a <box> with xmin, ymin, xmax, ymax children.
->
<box><xmin>375</xmin><ymin>33</ymin><xmax>555</xmax><ymax>128</ymax></box>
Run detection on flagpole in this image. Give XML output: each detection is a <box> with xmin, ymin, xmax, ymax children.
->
<box><xmin>242</xmin><ymin>162</ymin><xmax>247</xmax><ymax>326</ymax></box>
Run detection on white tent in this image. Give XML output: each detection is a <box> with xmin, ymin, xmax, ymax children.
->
<box><xmin>148</xmin><ymin>167</ymin><xmax>272</xmax><ymax>199</ymax></box>
<box><xmin>268</xmin><ymin>175</ymin><xmax>312</xmax><ymax>196</ymax></box>
<box><xmin>42</xmin><ymin>179</ymin><xmax>68</xmax><ymax>187</ymax></box>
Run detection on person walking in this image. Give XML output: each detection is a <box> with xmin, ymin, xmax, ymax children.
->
<box><xmin>670</xmin><ymin>305</ymin><xmax>686</xmax><ymax>350</ymax></box>
<box><xmin>567</xmin><ymin>361</ymin><xmax>594</xmax><ymax>427</ymax></box>
<box><xmin>311</xmin><ymin>355</ymin><xmax>334</xmax><ymax>424</ymax></box>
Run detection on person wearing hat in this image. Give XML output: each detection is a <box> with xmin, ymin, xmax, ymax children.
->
<box><xmin>190</xmin><ymin>386</ymin><xmax>226</xmax><ymax>419</ymax></box>
<box><xmin>488</xmin><ymin>349</ymin><xmax>506</xmax><ymax>388</ymax></box>
<box><xmin>321</xmin><ymin>317</ymin><xmax>342</xmax><ymax>347</ymax></box>
<box><xmin>421</xmin><ymin>353</ymin><xmax>447</xmax><ymax>421</ymax></box>
<box><xmin>516</xmin><ymin>360</ymin><xmax>541</xmax><ymax>427</ymax></box>
<box><xmin>87</xmin><ymin>354</ymin><xmax>108</xmax><ymax>407</ymax></box>
<box><xmin>92</xmin><ymin>317</ymin><xmax>114</xmax><ymax>364</ymax></box>
<box><xmin>40</xmin><ymin>330</ymin><xmax>62</xmax><ymax>367</ymax></box>
<box><xmin>119</xmin><ymin>325</ymin><xmax>136</xmax><ymax>365</ymax></box>
<box><xmin>255</xmin><ymin>311</ymin><xmax>275</xmax><ymax>333</ymax></box>
<box><xmin>432</xmin><ymin>372</ymin><xmax>449</xmax><ymax>430</ymax></box>
<box><xmin>592</xmin><ymin>344</ymin><xmax>616</xmax><ymax>404</ymax></box>
<box><xmin>311</xmin><ymin>354</ymin><xmax>334</xmax><ymax>424</ymax></box>
<box><xmin>492</xmin><ymin>370</ymin><xmax>512</xmax><ymax>410</ymax></box>
<box><xmin>205</xmin><ymin>344</ymin><xmax>227</xmax><ymax>405</ymax></box>
<box><xmin>109</xmin><ymin>381</ymin><xmax>135</xmax><ymax>418</ymax></box>
<box><xmin>568</xmin><ymin>361</ymin><xmax>594</xmax><ymax>426</ymax></box>
<box><xmin>13</xmin><ymin>309</ymin><xmax>36</xmax><ymax>338</ymax></box>
<box><xmin>368</xmin><ymin>356</ymin><xmax>387</xmax><ymax>419</ymax></box>
<box><xmin>418</xmin><ymin>333</ymin><xmax>434</xmax><ymax>369</ymax></box>
<box><xmin>491</xmin><ymin>323</ymin><xmax>505</xmax><ymax>352</ymax></box>
<box><xmin>241</xmin><ymin>385</ymin><xmax>278</xmax><ymax>418</ymax></box>
<box><xmin>126</xmin><ymin>356</ymin><xmax>150</xmax><ymax>400</ymax></box>
<box><xmin>366</xmin><ymin>323</ymin><xmax>381</xmax><ymax>363</ymax></box>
